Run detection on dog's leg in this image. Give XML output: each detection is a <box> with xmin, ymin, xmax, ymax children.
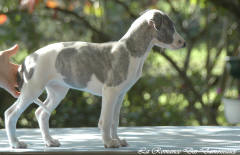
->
<box><xmin>5</xmin><ymin>85</ymin><xmax>43</xmax><ymax>148</ymax></box>
<box><xmin>35</xmin><ymin>96</ymin><xmax>50</xmax><ymax>122</ymax></box>
<box><xmin>35</xmin><ymin>83</ymin><xmax>68</xmax><ymax>147</ymax></box>
<box><xmin>99</xmin><ymin>93</ymin><xmax>128</xmax><ymax>147</ymax></box>
<box><xmin>100</xmin><ymin>86</ymin><xmax>121</xmax><ymax>148</ymax></box>
<box><xmin>4</xmin><ymin>98</ymin><xmax>29</xmax><ymax>148</ymax></box>
<box><xmin>111</xmin><ymin>93</ymin><xmax>128</xmax><ymax>147</ymax></box>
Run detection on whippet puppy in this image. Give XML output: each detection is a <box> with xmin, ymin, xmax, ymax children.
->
<box><xmin>4</xmin><ymin>9</ymin><xmax>186</xmax><ymax>148</ymax></box>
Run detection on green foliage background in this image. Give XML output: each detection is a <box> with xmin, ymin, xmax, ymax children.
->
<box><xmin>0</xmin><ymin>0</ymin><xmax>240</xmax><ymax>128</ymax></box>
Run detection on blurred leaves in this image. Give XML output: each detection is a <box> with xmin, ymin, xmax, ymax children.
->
<box><xmin>0</xmin><ymin>14</ymin><xmax>7</xmax><ymax>24</ymax></box>
<box><xmin>46</xmin><ymin>0</ymin><xmax>58</xmax><ymax>9</ymax></box>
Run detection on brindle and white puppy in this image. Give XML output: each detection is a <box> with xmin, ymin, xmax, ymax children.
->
<box><xmin>4</xmin><ymin>9</ymin><xmax>185</xmax><ymax>149</ymax></box>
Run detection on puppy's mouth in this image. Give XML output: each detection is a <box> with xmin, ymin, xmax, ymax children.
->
<box><xmin>170</xmin><ymin>43</ymin><xmax>186</xmax><ymax>50</ymax></box>
<box><xmin>169</xmin><ymin>45</ymin><xmax>182</xmax><ymax>50</ymax></box>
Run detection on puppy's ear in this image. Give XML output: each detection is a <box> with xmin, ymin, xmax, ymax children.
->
<box><xmin>148</xmin><ymin>13</ymin><xmax>163</xmax><ymax>31</ymax></box>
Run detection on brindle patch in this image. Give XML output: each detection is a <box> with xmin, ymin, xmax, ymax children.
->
<box><xmin>55</xmin><ymin>42</ymin><xmax>130</xmax><ymax>88</ymax></box>
<box><xmin>24</xmin><ymin>53</ymin><xmax>38</xmax><ymax>80</ymax></box>
<box><xmin>16</xmin><ymin>53</ymin><xmax>39</xmax><ymax>91</ymax></box>
<box><xmin>152</xmin><ymin>12</ymin><xmax>175</xmax><ymax>44</ymax></box>
<box><xmin>106</xmin><ymin>44</ymin><xmax>130</xmax><ymax>86</ymax></box>
<box><xmin>16</xmin><ymin>68</ymin><xmax>23</xmax><ymax>91</ymax></box>
<box><xmin>124</xmin><ymin>21</ymin><xmax>153</xmax><ymax>58</ymax></box>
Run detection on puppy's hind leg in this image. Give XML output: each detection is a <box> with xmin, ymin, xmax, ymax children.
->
<box><xmin>35</xmin><ymin>95</ymin><xmax>50</xmax><ymax>124</ymax></box>
<box><xmin>35</xmin><ymin>83</ymin><xmax>68</xmax><ymax>147</ymax></box>
<box><xmin>4</xmin><ymin>99</ymin><xmax>28</xmax><ymax>148</ymax></box>
<box><xmin>4</xmin><ymin>84</ymin><xmax>44</xmax><ymax>149</ymax></box>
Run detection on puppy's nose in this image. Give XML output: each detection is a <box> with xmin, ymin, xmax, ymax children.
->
<box><xmin>182</xmin><ymin>42</ymin><xmax>186</xmax><ymax>48</ymax></box>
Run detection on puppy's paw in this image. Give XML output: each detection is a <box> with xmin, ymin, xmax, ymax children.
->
<box><xmin>98</xmin><ymin>120</ymin><xmax>102</xmax><ymax>130</ymax></box>
<box><xmin>45</xmin><ymin>138</ymin><xmax>61</xmax><ymax>147</ymax></box>
<box><xmin>11</xmin><ymin>141</ymin><xmax>27</xmax><ymax>149</ymax></box>
<box><xmin>118</xmin><ymin>138</ymin><xmax>128</xmax><ymax>147</ymax></box>
<box><xmin>104</xmin><ymin>139</ymin><xmax>120</xmax><ymax>148</ymax></box>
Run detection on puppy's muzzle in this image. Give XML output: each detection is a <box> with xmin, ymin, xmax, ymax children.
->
<box><xmin>177</xmin><ymin>39</ymin><xmax>186</xmax><ymax>48</ymax></box>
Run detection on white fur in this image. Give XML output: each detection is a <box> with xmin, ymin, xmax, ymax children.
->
<box><xmin>84</xmin><ymin>75</ymin><xmax>103</xmax><ymax>96</ymax></box>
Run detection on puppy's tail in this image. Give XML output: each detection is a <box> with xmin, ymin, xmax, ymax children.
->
<box><xmin>34</xmin><ymin>99</ymin><xmax>51</xmax><ymax>115</ymax></box>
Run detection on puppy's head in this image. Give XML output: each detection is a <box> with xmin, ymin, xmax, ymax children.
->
<box><xmin>145</xmin><ymin>10</ymin><xmax>186</xmax><ymax>50</ymax></box>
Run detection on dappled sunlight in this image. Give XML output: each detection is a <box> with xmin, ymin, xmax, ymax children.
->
<box><xmin>1</xmin><ymin>126</ymin><xmax>240</xmax><ymax>153</ymax></box>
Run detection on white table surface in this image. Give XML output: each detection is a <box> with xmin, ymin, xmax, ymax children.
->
<box><xmin>1</xmin><ymin>126</ymin><xmax>240</xmax><ymax>154</ymax></box>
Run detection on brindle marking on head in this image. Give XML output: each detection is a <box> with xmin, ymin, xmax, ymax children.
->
<box><xmin>55</xmin><ymin>43</ymin><xmax>130</xmax><ymax>88</ymax></box>
<box><xmin>152</xmin><ymin>12</ymin><xmax>175</xmax><ymax>44</ymax></box>
<box><xmin>123</xmin><ymin>11</ymin><xmax>176</xmax><ymax>58</ymax></box>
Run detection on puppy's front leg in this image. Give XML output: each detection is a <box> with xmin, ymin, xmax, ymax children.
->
<box><xmin>101</xmin><ymin>86</ymin><xmax>121</xmax><ymax>148</ymax></box>
<box><xmin>111</xmin><ymin>93</ymin><xmax>128</xmax><ymax>147</ymax></box>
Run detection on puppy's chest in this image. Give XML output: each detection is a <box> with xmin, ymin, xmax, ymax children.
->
<box><xmin>125</xmin><ymin>56</ymin><xmax>144</xmax><ymax>86</ymax></box>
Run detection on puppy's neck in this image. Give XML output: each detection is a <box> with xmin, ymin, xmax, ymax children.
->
<box><xmin>120</xmin><ymin>18</ymin><xmax>154</xmax><ymax>58</ymax></box>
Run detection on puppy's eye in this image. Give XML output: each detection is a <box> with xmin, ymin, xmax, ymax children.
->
<box><xmin>178</xmin><ymin>40</ymin><xmax>182</xmax><ymax>44</ymax></box>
